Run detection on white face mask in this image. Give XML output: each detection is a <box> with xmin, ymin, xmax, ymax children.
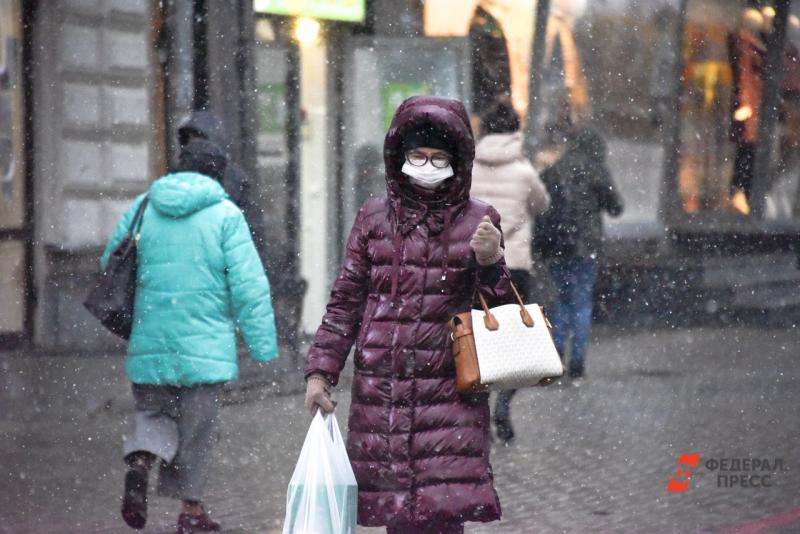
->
<box><xmin>402</xmin><ymin>161</ymin><xmax>454</xmax><ymax>189</ymax></box>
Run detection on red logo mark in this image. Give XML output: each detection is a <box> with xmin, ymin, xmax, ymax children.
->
<box><xmin>667</xmin><ymin>454</ymin><xmax>702</xmax><ymax>493</ymax></box>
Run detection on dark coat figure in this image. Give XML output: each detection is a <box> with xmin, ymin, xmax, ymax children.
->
<box><xmin>178</xmin><ymin>111</ymin><xmax>267</xmax><ymax>261</ymax></box>
<box><xmin>305</xmin><ymin>96</ymin><xmax>512</xmax><ymax>529</ymax></box>
<box><xmin>539</xmin><ymin>129</ymin><xmax>623</xmax><ymax>260</ymax></box>
<box><xmin>538</xmin><ymin>128</ymin><xmax>622</xmax><ymax>379</ymax></box>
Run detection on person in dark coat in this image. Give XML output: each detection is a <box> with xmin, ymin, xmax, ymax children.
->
<box><xmin>539</xmin><ymin>128</ymin><xmax>623</xmax><ymax>379</ymax></box>
<box><xmin>177</xmin><ymin>111</ymin><xmax>268</xmax><ymax>261</ymax></box>
<box><xmin>304</xmin><ymin>96</ymin><xmax>513</xmax><ymax>533</ymax></box>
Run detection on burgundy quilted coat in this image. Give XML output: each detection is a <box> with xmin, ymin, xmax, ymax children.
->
<box><xmin>305</xmin><ymin>96</ymin><xmax>513</xmax><ymax>527</ymax></box>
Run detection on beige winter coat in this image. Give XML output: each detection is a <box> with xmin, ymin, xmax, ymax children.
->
<box><xmin>471</xmin><ymin>132</ymin><xmax>551</xmax><ymax>271</ymax></box>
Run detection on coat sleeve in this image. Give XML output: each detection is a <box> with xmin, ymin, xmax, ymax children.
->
<box><xmin>526</xmin><ymin>164</ymin><xmax>551</xmax><ymax>217</ymax></box>
<box><xmin>474</xmin><ymin>206</ymin><xmax>514</xmax><ymax>307</ymax></box>
<box><xmin>100</xmin><ymin>194</ymin><xmax>146</xmax><ymax>270</ymax></box>
<box><xmin>304</xmin><ymin>205</ymin><xmax>371</xmax><ymax>386</ymax></box>
<box><xmin>594</xmin><ymin>163</ymin><xmax>624</xmax><ymax>217</ymax></box>
<box><xmin>222</xmin><ymin>208</ymin><xmax>279</xmax><ymax>362</ymax></box>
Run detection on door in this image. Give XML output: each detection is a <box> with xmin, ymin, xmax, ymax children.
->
<box><xmin>0</xmin><ymin>0</ymin><xmax>29</xmax><ymax>349</ymax></box>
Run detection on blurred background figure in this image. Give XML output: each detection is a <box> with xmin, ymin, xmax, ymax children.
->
<box><xmin>353</xmin><ymin>143</ymin><xmax>385</xmax><ymax>209</ymax></box>
<box><xmin>178</xmin><ymin>111</ymin><xmax>268</xmax><ymax>266</ymax></box>
<box><xmin>471</xmin><ymin>100</ymin><xmax>550</xmax><ymax>444</ymax></box>
<box><xmin>535</xmin><ymin>129</ymin><xmax>623</xmax><ymax>381</ymax></box>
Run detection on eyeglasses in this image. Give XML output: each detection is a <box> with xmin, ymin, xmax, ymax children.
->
<box><xmin>405</xmin><ymin>150</ymin><xmax>452</xmax><ymax>169</ymax></box>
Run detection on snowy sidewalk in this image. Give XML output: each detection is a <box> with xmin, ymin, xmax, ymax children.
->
<box><xmin>1</xmin><ymin>325</ymin><xmax>799</xmax><ymax>533</ymax></box>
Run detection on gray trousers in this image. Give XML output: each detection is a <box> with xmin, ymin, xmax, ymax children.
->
<box><xmin>124</xmin><ymin>383</ymin><xmax>222</xmax><ymax>501</ymax></box>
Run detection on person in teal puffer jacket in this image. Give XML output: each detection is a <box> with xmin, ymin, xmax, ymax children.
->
<box><xmin>106</xmin><ymin>139</ymin><xmax>278</xmax><ymax>533</ymax></box>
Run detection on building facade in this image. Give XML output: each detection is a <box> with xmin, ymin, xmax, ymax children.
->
<box><xmin>0</xmin><ymin>0</ymin><xmax>263</xmax><ymax>351</ymax></box>
<box><xmin>2</xmin><ymin>0</ymin><xmax>798</xmax><ymax>352</ymax></box>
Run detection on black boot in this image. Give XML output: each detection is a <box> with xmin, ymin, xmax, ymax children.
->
<box><xmin>494</xmin><ymin>416</ymin><xmax>515</xmax><ymax>444</ymax></box>
<box><xmin>121</xmin><ymin>464</ymin><xmax>149</xmax><ymax>529</ymax></box>
<box><xmin>568</xmin><ymin>362</ymin><xmax>584</xmax><ymax>379</ymax></box>
<box><xmin>493</xmin><ymin>389</ymin><xmax>517</xmax><ymax>444</ymax></box>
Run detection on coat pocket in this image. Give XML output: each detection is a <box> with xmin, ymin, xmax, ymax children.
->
<box><xmin>355</xmin><ymin>294</ymin><xmax>379</xmax><ymax>352</ymax></box>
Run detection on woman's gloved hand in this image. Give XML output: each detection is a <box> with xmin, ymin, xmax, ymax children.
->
<box><xmin>304</xmin><ymin>374</ymin><xmax>335</xmax><ymax>415</ymax></box>
<box><xmin>470</xmin><ymin>215</ymin><xmax>504</xmax><ymax>266</ymax></box>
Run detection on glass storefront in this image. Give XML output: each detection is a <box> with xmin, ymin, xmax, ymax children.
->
<box><xmin>254</xmin><ymin>22</ymin><xmax>293</xmax><ymax>258</ymax></box>
<box><xmin>340</xmin><ymin>37</ymin><xmax>471</xmax><ymax>227</ymax></box>
<box><xmin>425</xmin><ymin>0</ymin><xmax>800</xmax><ymax>232</ymax></box>
<box><xmin>0</xmin><ymin>0</ymin><xmax>26</xmax><ymax>340</ymax></box>
<box><xmin>0</xmin><ymin>0</ymin><xmax>23</xmax><ymax>231</ymax></box>
<box><xmin>426</xmin><ymin>0</ymin><xmax>682</xmax><ymax>238</ymax></box>
<box><xmin>561</xmin><ymin>0</ymin><xmax>682</xmax><ymax>237</ymax></box>
<box><xmin>425</xmin><ymin>0</ymin><xmax>535</xmax><ymax>115</ymax></box>
<box><xmin>679</xmin><ymin>0</ymin><xmax>800</xmax><ymax>223</ymax></box>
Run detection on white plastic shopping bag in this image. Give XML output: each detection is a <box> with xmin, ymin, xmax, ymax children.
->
<box><xmin>283</xmin><ymin>411</ymin><xmax>358</xmax><ymax>534</ymax></box>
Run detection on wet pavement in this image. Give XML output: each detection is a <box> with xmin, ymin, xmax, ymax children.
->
<box><xmin>1</xmin><ymin>324</ymin><xmax>799</xmax><ymax>533</ymax></box>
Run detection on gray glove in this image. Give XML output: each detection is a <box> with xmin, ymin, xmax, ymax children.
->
<box><xmin>470</xmin><ymin>215</ymin><xmax>504</xmax><ymax>266</ymax></box>
<box><xmin>304</xmin><ymin>374</ymin><xmax>335</xmax><ymax>415</ymax></box>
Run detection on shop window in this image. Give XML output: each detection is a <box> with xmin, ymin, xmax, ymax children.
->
<box><xmin>469</xmin><ymin>6</ymin><xmax>513</xmax><ymax>113</ymax></box>
<box><xmin>0</xmin><ymin>0</ymin><xmax>23</xmax><ymax>230</ymax></box>
<box><xmin>424</xmin><ymin>0</ymin><xmax>536</xmax><ymax>116</ymax></box>
<box><xmin>545</xmin><ymin>0</ymin><xmax>682</xmax><ymax>235</ymax></box>
<box><xmin>254</xmin><ymin>20</ymin><xmax>292</xmax><ymax>259</ymax></box>
<box><xmin>679</xmin><ymin>0</ymin><xmax>800</xmax><ymax>222</ymax></box>
<box><xmin>767</xmin><ymin>3</ymin><xmax>800</xmax><ymax>221</ymax></box>
<box><xmin>678</xmin><ymin>0</ymin><xmax>745</xmax><ymax>215</ymax></box>
<box><xmin>0</xmin><ymin>0</ymin><xmax>26</xmax><ymax>339</ymax></box>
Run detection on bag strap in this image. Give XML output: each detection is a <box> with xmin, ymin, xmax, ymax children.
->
<box><xmin>127</xmin><ymin>196</ymin><xmax>149</xmax><ymax>243</ymax></box>
<box><xmin>475</xmin><ymin>279</ymin><xmax>534</xmax><ymax>330</ymax></box>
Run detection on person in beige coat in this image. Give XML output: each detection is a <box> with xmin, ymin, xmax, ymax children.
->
<box><xmin>471</xmin><ymin>101</ymin><xmax>551</xmax><ymax>443</ymax></box>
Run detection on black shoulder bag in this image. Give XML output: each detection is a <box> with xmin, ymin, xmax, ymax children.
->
<box><xmin>83</xmin><ymin>196</ymin><xmax>149</xmax><ymax>339</ymax></box>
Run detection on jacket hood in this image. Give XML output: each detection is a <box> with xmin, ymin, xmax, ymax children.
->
<box><xmin>148</xmin><ymin>172</ymin><xmax>227</xmax><ymax>218</ymax></box>
<box><xmin>382</xmin><ymin>96</ymin><xmax>475</xmax><ymax>305</ymax></box>
<box><xmin>178</xmin><ymin>111</ymin><xmax>227</xmax><ymax>152</ymax></box>
<box><xmin>383</xmin><ymin>96</ymin><xmax>475</xmax><ymax>207</ymax></box>
<box><xmin>474</xmin><ymin>132</ymin><xmax>524</xmax><ymax>166</ymax></box>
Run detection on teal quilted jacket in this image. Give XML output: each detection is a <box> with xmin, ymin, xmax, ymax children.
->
<box><xmin>101</xmin><ymin>172</ymin><xmax>278</xmax><ymax>386</ymax></box>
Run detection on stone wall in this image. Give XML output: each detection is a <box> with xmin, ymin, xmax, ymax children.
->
<box><xmin>32</xmin><ymin>0</ymin><xmax>160</xmax><ymax>348</ymax></box>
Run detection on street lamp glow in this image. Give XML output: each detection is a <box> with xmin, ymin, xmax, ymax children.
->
<box><xmin>294</xmin><ymin>17</ymin><xmax>321</xmax><ymax>44</ymax></box>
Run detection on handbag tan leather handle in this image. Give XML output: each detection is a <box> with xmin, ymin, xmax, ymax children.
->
<box><xmin>476</xmin><ymin>280</ymin><xmax>533</xmax><ymax>330</ymax></box>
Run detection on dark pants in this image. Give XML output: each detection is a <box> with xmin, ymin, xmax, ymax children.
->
<box><xmin>493</xmin><ymin>269</ymin><xmax>532</xmax><ymax>424</ymax></box>
<box><xmin>732</xmin><ymin>142</ymin><xmax>755</xmax><ymax>199</ymax></box>
<box><xmin>547</xmin><ymin>257</ymin><xmax>598</xmax><ymax>373</ymax></box>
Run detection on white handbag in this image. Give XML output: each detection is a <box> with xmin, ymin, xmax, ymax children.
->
<box><xmin>448</xmin><ymin>283</ymin><xmax>564</xmax><ymax>393</ymax></box>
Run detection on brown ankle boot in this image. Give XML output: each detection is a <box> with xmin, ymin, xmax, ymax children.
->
<box><xmin>176</xmin><ymin>507</ymin><xmax>221</xmax><ymax>533</ymax></box>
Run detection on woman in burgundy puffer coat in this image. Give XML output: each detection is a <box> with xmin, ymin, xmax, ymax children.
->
<box><xmin>304</xmin><ymin>96</ymin><xmax>513</xmax><ymax>533</ymax></box>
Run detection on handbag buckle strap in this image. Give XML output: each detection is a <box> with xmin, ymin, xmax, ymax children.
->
<box><xmin>450</xmin><ymin>329</ymin><xmax>473</xmax><ymax>341</ymax></box>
